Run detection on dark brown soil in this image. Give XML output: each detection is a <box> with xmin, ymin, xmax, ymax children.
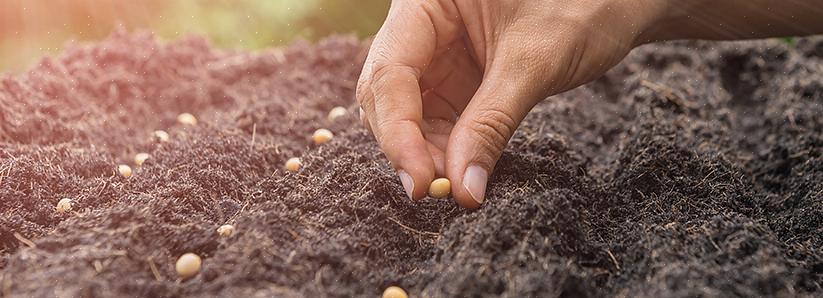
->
<box><xmin>1</xmin><ymin>30</ymin><xmax>821</xmax><ymax>297</ymax></box>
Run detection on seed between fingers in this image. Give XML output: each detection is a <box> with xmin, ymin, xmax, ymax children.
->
<box><xmin>428</xmin><ymin>178</ymin><xmax>451</xmax><ymax>198</ymax></box>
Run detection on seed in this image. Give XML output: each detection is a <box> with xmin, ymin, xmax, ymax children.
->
<box><xmin>56</xmin><ymin>198</ymin><xmax>73</xmax><ymax>213</ymax></box>
<box><xmin>217</xmin><ymin>224</ymin><xmax>235</xmax><ymax>237</ymax></box>
<box><xmin>312</xmin><ymin>128</ymin><xmax>334</xmax><ymax>145</ymax></box>
<box><xmin>428</xmin><ymin>178</ymin><xmax>451</xmax><ymax>198</ymax></box>
<box><xmin>134</xmin><ymin>153</ymin><xmax>150</xmax><ymax>166</ymax></box>
<box><xmin>327</xmin><ymin>106</ymin><xmax>348</xmax><ymax>121</ymax></box>
<box><xmin>382</xmin><ymin>286</ymin><xmax>408</xmax><ymax>298</ymax></box>
<box><xmin>177</xmin><ymin>113</ymin><xmax>198</xmax><ymax>125</ymax></box>
<box><xmin>153</xmin><ymin>130</ymin><xmax>170</xmax><ymax>142</ymax></box>
<box><xmin>285</xmin><ymin>157</ymin><xmax>302</xmax><ymax>172</ymax></box>
<box><xmin>118</xmin><ymin>164</ymin><xmax>133</xmax><ymax>178</ymax></box>
<box><xmin>175</xmin><ymin>253</ymin><xmax>202</xmax><ymax>279</ymax></box>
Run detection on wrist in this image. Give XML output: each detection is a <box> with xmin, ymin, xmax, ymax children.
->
<box><xmin>627</xmin><ymin>0</ymin><xmax>684</xmax><ymax>46</ymax></box>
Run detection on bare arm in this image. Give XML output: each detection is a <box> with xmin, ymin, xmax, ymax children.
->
<box><xmin>641</xmin><ymin>0</ymin><xmax>823</xmax><ymax>43</ymax></box>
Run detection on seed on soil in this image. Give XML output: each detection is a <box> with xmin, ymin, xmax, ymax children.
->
<box><xmin>428</xmin><ymin>178</ymin><xmax>451</xmax><ymax>198</ymax></box>
<box><xmin>118</xmin><ymin>164</ymin><xmax>133</xmax><ymax>178</ymax></box>
<box><xmin>56</xmin><ymin>198</ymin><xmax>73</xmax><ymax>213</ymax></box>
<box><xmin>134</xmin><ymin>153</ymin><xmax>150</xmax><ymax>166</ymax></box>
<box><xmin>177</xmin><ymin>113</ymin><xmax>198</xmax><ymax>125</ymax></box>
<box><xmin>285</xmin><ymin>157</ymin><xmax>302</xmax><ymax>172</ymax></box>
<box><xmin>312</xmin><ymin>128</ymin><xmax>334</xmax><ymax>145</ymax></box>
<box><xmin>153</xmin><ymin>130</ymin><xmax>170</xmax><ymax>142</ymax></box>
<box><xmin>382</xmin><ymin>286</ymin><xmax>408</xmax><ymax>298</ymax></box>
<box><xmin>327</xmin><ymin>106</ymin><xmax>347</xmax><ymax>121</ymax></box>
<box><xmin>217</xmin><ymin>224</ymin><xmax>235</xmax><ymax>237</ymax></box>
<box><xmin>175</xmin><ymin>253</ymin><xmax>202</xmax><ymax>278</ymax></box>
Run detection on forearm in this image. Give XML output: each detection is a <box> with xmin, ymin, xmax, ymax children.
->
<box><xmin>639</xmin><ymin>0</ymin><xmax>823</xmax><ymax>43</ymax></box>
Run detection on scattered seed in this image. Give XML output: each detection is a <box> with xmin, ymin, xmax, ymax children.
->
<box><xmin>177</xmin><ymin>113</ymin><xmax>198</xmax><ymax>125</ymax></box>
<box><xmin>134</xmin><ymin>153</ymin><xmax>150</xmax><ymax>166</ymax></box>
<box><xmin>118</xmin><ymin>164</ymin><xmax>133</xmax><ymax>178</ymax></box>
<box><xmin>56</xmin><ymin>198</ymin><xmax>73</xmax><ymax>214</ymax></box>
<box><xmin>175</xmin><ymin>253</ymin><xmax>202</xmax><ymax>279</ymax></box>
<box><xmin>327</xmin><ymin>106</ymin><xmax>348</xmax><ymax>121</ymax></box>
<box><xmin>217</xmin><ymin>224</ymin><xmax>235</xmax><ymax>237</ymax></box>
<box><xmin>285</xmin><ymin>157</ymin><xmax>302</xmax><ymax>172</ymax></box>
<box><xmin>428</xmin><ymin>178</ymin><xmax>451</xmax><ymax>198</ymax></box>
<box><xmin>382</xmin><ymin>286</ymin><xmax>408</xmax><ymax>298</ymax></box>
<box><xmin>153</xmin><ymin>130</ymin><xmax>170</xmax><ymax>142</ymax></box>
<box><xmin>312</xmin><ymin>128</ymin><xmax>334</xmax><ymax>145</ymax></box>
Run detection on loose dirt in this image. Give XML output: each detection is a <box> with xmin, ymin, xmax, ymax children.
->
<box><xmin>1</xmin><ymin>30</ymin><xmax>821</xmax><ymax>297</ymax></box>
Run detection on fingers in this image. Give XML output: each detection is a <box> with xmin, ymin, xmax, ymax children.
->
<box><xmin>355</xmin><ymin>1</ymin><xmax>438</xmax><ymax>200</ymax></box>
<box><xmin>371</xmin><ymin>65</ymin><xmax>436</xmax><ymax>200</ymax></box>
<box><xmin>445</xmin><ymin>62</ymin><xmax>542</xmax><ymax>209</ymax></box>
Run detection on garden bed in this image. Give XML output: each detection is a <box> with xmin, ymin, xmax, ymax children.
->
<box><xmin>0</xmin><ymin>31</ymin><xmax>821</xmax><ymax>297</ymax></box>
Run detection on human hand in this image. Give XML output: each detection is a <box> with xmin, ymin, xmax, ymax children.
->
<box><xmin>356</xmin><ymin>0</ymin><xmax>665</xmax><ymax>208</ymax></box>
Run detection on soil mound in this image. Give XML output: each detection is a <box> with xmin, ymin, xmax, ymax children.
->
<box><xmin>1</xmin><ymin>30</ymin><xmax>821</xmax><ymax>297</ymax></box>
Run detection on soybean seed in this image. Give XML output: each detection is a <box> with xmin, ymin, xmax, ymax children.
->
<box><xmin>327</xmin><ymin>106</ymin><xmax>348</xmax><ymax>122</ymax></box>
<box><xmin>177</xmin><ymin>113</ymin><xmax>197</xmax><ymax>125</ymax></box>
<box><xmin>118</xmin><ymin>164</ymin><xmax>133</xmax><ymax>178</ymax></box>
<box><xmin>382</xmin><ymin>286</ymin><xmax>408</xmax><ymax>298</ymax></box>
<box><xmin>217</xmin><ymin>224</ymin><xmax>235</xmax><ymax>237</ymax></box>
<box><xmin>56</xmin><ymin>198</ymin><xmax>73</xmax><ymax>214</ymax></box>
<box><xmin>153</xmin><ymin>130</ymin><xmax>170</xmax><ymax>142</ymax></box>
<box><xmin>175</xmin><ymin>253</ymin><xmax>202</xmax><ymax>278</ymax></box>
<box><xmin>285</xmin><ymin>157</ymin><xmax>302</xmax><ymax>172</ymax></box>
<box><xmin>312</xmin><ymin>128</ymin><xmax>334</xmax><ymax>145</ymax></box>
<box><xmin>428</xmin><ymin>178</ymin><xmax>451</xmax><ymax>198</ymax></box>
<box><xmin>134</xmin><ymin>153</ymin><xmax>150</xmax><ymax>166</ymax></box>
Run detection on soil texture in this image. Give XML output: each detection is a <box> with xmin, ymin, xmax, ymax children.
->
<box><xmin>1</xmin><ymin>31</ymin><xmax>822</xmax><ymax>297</ymax></box>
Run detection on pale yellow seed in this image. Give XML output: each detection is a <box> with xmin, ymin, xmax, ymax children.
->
<box><xmin>118</xmin><ymin>164</ymin><xmax>133</xmax><ymax>178</ymax></box>
<box><xmin>217</xmin><ymin>224</ymin><xmax>235</xmax><ymax>237</ymax></box>
<box><xmin>56</xmin><ymin>198</ymin><xmax>73</xmax><ymax>214</ymax></box>
<box><xmin>177</xmin><ymin>113</ymin><xmax>198</xmax><ymax>125</ymax></box>
<box><xmin>312</xmin><ymin>128</ymin><xmax>334</xmax><ymax>145</ymax></box>
<box><xmin>327</xmin><ymin>106</ymin><xmax>348</xmax><ymax>122</ymax></box>
<box><xmin>285</xmin><ymin>157</ymin><xmax>302</xmax><ymax>172</ymax></box>
<box><xmin>153</xmin><ymin>130</ymin><xmax>170</xmax><ymax>142</ymax></box>
<box><xmin>382</xmin><ymin>286</ymin><xmax>408</xmax><ymax>298</ymax></box>
<box><xmin>175</xmin><ymin>253</ymin><xmax>202</xmax><ymax>278</ymax></box>
<box><xmin>428</xmin><ymin>178</ymin><xmax>451</xmax><ymax>199</ymax></box>
<box><xmin>134</xmin><ymin>153</ymin><xmax>150</xmax><ymax>166</ymax></box>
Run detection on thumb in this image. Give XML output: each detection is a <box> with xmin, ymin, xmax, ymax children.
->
<box><xmin>445</xmin><ymin>70</ymin><xmax>540</xmax><ymax>209</ymax></box>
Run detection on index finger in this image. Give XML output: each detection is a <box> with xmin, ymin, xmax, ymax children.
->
<box><xmin>356</xmin><ymin>1</ymin><xmax>437</xmax><ymax>200</ymax></box>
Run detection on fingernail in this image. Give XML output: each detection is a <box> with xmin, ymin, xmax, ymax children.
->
<box><xmin>462</xmin><ymin>165</ymin><xmax>488</xmax><ymax>204</ymax></box>
<box><xmin>397</xmin><ymin>170</ymin><xmax>414</xmax><ymax>200</ymax></box>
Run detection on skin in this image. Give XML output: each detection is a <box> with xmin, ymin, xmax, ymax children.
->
<box><xmin>356</xmin><ymin>0</ymin><xmax>823</xmax><ymax>209</ymax></box>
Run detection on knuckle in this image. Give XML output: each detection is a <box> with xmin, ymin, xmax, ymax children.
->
<box><xmin>376</xmin><ymin>118</ymin><xmax>415</xmax><ymax>134</ymax></box>
<box><xmin>375</xmin><ymin>117</ymin><xmax>416</xmax><ymax>147</ymax></box>
<box><xmin>356</xmin><ymin>63</ymin><xmax>377</xmax><ymax>106</ymax></box>
<box><xmin>370</xmin><ymin>61</ymin><xmax>419</xmax><ymax>89</ymax></box>
<box><xmin>355</xmin><ymin>76</ymin><xmax>369</xmax><ymax>105</ymax></box>
<box><xmin>467</xmin><ymin>108</ymin><xmax>518</xmax><ymax>154</ymax></box>
<box><xmin>369</xmin><ymin>60</ymin><xmax>395</xmax><ymax>82</ymax></box>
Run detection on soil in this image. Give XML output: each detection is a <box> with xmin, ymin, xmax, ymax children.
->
<box><xmin>1</xmin><ymin>30</ymin><xmax>821</xmax><ymax>297</ymax></box>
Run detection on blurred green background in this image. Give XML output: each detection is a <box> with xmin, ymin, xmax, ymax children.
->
<box><xmin>0</xmin><ymin>0</ymin><xmax>389</xmax><ymax>72</ymax></box>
